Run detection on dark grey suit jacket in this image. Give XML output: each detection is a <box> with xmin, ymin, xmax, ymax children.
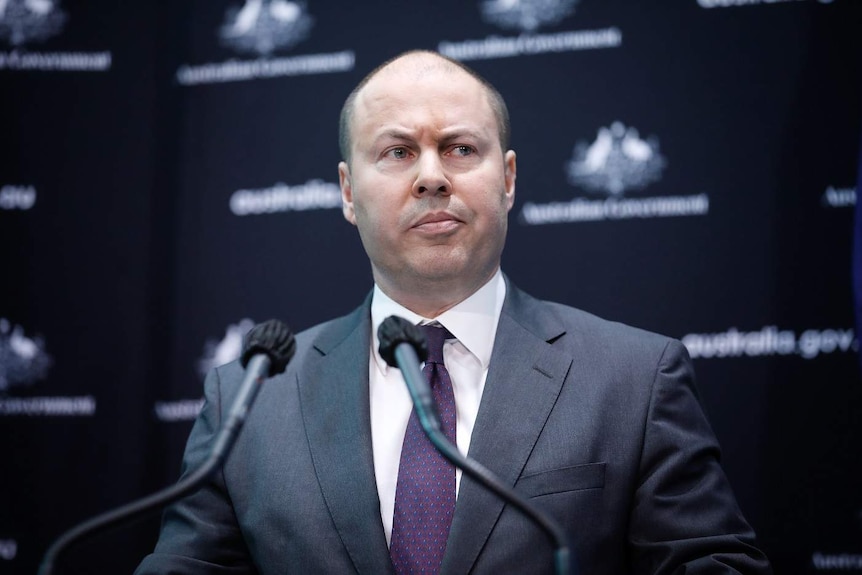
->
<box><xmin>136</xmin><ymin>282</ymin><xmax>771</xmax><ymax>574</ymax></box>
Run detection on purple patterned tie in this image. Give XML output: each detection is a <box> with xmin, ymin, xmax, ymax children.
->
<box><xmin>389</xmin><ymin>324</ymin><xmax>457</xmax><ymax>575</ymax></box>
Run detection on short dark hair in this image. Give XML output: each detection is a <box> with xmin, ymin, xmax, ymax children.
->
<box><xmin>338</xmin><ymin>50</ymin><xmax>511</xmax><ymax>164</ymax></box>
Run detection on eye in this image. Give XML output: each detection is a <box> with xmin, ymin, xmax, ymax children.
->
<box><xmin>385</xmin><ymin>147</ymin><xmax>410</xmax><ymax>160</ymax></box>
<box><xmin>451</xmin><ymin>145</ymin><xmax>475</xmax><ymax>157</ymax></box>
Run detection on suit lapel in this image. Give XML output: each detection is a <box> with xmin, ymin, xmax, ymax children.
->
<box><xmin>441</xmin><ymin>284</ymin><xmax>574</xmax><ymax>574</ymax></box>
<box><xmin>297</xmin><ymin>298</ymin><xmax>395</xmax><ymax>575</ymax></box>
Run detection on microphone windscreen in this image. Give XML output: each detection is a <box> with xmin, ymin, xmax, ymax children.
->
<box><xmin>241</xmin><ymin>319</ymin><xmax>296</xmax><ymax>376</ymax></box>
<box><xmin>378</xmin><ymin>315</ymin><xmax>428</xmax><ymax>368</ymax></box>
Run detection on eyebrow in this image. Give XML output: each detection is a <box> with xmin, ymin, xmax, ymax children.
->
<box><xmin>368</xmin><ymin>127</ymin><xmax>490</xmax><ymax>150</ymax></box>
<box><xmin>372</xmin><ymin>129</ymin><xmax>418</xmax><ymax>144</ymax></box>
<box><xmin>438</xmin><ymin>129</ymin><xmax>486</xmax><ymax>145</ymax></box>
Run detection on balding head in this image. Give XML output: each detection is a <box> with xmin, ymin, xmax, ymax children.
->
<box><xmin>335</xmin><ymin>48</ymin><xmax>517</xmax><ymax>316</ymax></box>
<box><xmin>338</xmin><ymin>50</ymin><xmax>511</xmax><ymax>164</ymax></box>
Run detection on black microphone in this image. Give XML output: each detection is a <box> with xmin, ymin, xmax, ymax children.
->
<box><xmin>378</xmin><ymin>315</ymin><xmax>572</xmax><ymax>575</ymax></box>
<box><xmin>38</xmin><ymin>319</ymin><xmax>296</xmax><ymax>575</ymax></box>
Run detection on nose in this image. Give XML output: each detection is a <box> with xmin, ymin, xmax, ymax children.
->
<box><xmin>412</xmin><ymin>153</ymin><xmax>451</xmax><ymax>197</ymax></box>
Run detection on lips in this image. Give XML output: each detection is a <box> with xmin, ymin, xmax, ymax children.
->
<box><xmin>411</xmin><ymin>211</ymin><xmax>463</xmax><ymax>234</ymax></box>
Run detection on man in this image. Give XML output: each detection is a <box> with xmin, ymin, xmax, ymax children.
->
<box><xmin>136</xmin><ymin>50</ymin><xmax>771</xmax><ymax>574</ymax></box>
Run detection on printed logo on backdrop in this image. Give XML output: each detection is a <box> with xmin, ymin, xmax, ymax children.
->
<box><xmin>229</xmin><ymin>179</ymin><xmax>341</xmax><ymax>216</ymax></box>
<box><xmin>566</xmin><ymin>121</ymin><xmax>666</xmax><ymax>196</ymax></box>
<box><xmin>821</xmin><ymin>185</ymin><xmax>855</xmax><ymax>209</ymax></box>
<box><xmin>154</xmin><ymin>318</ymin><xmax>255</xmax><ymax>422</ymax></box>
<box><xmin>0</xmin><ymin>184</ymin><xmax>36</xmax><ymax>210</ymax></box>
<box><xmin>697</xmin><ymin>0</ymin><xmax>833</xmax><ymax>8</ymax></box>
<box><xmin>0</xmin><ymin>318</ymin><xmax>96</xmax><ymax>417</ymax></box>
<box><xmin>439</xmin><ymin>0</ymin><xmax>621</xmax><ymax>61</ymax></box>
<box><xmin>0</xmin><ymin>318</ymin><xmax>51</xmax><ymax>391</ymax></box>
<box><xmin>0</xmin><ymin>539</ymin><xmax>16</xmax><ymax>561</ymax></box>
<box><xmin>481</xmin><ymin>0</ymin><xmax>579</xmax><ymax>32</ymax></box>
<box><xmin>811</xmin><ymin>511</ymin><xmax>862</xmax><ymax>572</ymax></box>
<box><xmin>812</xmin><ymin>553</ymin><xmax>862</xmax><ymax>572</ymax></box>
<box><xmin>0</xmin><ymin>0</ymin><xmax>111</xmax><ymax>72</ymax></box>
<box><xmin>0</xmin><ymin>0</ymin><xmax>65</xmax><ymax>46</ymax></box>
<box><xmin>220</xmin><ymin>0</ymin><xmax>313</xmax><ymax>56</ymax></box>
<box><xmin>521</xmin><ymin>121</ymin><xmax>709</xmax><ymax>224</ymax></box>
<box><xmin>197</xmin><ymin>318</ymin><xmax>254</xmax><ymax>378</ymax></box>
<box><xmin>176</xmin><ymin>0</ymin><xmax>354</xmax><ymax>86</ymax></box>
<box><xmin>681</xmin><ymin>325</ymin><xmax>857</xmax><ymax>360</ymax></box>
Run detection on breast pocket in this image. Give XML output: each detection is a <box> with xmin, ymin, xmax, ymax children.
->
<box><xmin>514</xmin><ymin>462</ymin><xmax>606</xmax><ymax>499</ymax></box>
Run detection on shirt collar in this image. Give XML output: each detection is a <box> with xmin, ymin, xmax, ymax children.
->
<box><xmin>370</xmin><ymin>269</ymin><xmax>507</xmax><ymax>375</ymax></box>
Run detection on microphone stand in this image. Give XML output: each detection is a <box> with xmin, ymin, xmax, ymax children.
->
<box><xmin>393</xmin><ymin>342</ymin><xmax>572</xmax><ymax>575</ymax></box>
<box><xmin>37</xmin><ymin>354</ymin><xmax>272</xmax><ymax>575</ymax></box>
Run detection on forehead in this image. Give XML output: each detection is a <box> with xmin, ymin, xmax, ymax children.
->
<box><xmin>351</xmin><ymin>56</ymin><xmax>496</xmax><ymax>139</ymax></box>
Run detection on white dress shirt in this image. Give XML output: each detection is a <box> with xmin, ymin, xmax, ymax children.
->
<box><xmin>369</xmin><ymin>269</ymin><xmax>507</xmax><ymax>545</ymax></box>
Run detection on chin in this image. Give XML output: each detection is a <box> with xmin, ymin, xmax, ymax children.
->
<box><xmin>416</xmin><ymin>262</ymin><xmax>486</xmax><ymax>286</ymax></box>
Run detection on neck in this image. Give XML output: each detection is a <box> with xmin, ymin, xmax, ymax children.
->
<box><xmin>373</xmin><ymin>267</ymin><xmax>498</xmax><ymax>319</ymax></box>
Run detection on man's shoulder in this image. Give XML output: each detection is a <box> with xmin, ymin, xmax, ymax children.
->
<box><xmin>294</xmin><ymin>299</ymin><xmax>368</xmax><ymax>347</ymax></box>
<box><xmin>286</xmin><ymin>295</ymin><xmax>372</xmax><ymax>364</ymax></box>
<box><xmin>506</xmin><ymin>284</ymin><xmax>679</xmax><ymax>356</ymax></box>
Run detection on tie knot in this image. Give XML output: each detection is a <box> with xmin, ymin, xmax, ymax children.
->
<box><xmin>419</xmin><ymin>324</ymin><xmax>451</xmax><ymax>365</ymax></box>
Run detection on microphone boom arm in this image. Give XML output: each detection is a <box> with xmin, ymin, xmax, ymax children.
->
<box><xmin>393</xmin><ymin>343</ymin><xmax>572</xmax><ymax>575</ymax></box>
<box><xmin>37</xmin><ymin>353</ymin><xmax>272</xmax><ymax>575</ymax></box>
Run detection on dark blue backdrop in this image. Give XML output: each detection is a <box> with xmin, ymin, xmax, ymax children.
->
<box><xmin>1</xmin><ymin>1</ymin><xmax>861</xmax><ymax>573</ymax></box>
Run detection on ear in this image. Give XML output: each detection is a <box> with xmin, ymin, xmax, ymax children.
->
<box><xmin>503</xmin><ymin>150</ymin><xmax>516</xmax><ymax>211</ymax></box>
<box><xmin>338</xmin><ymin>161</ymin><xmax>356</xmax><ymax>225</ymax></box>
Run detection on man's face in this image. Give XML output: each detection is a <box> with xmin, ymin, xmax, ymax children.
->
<box><xmin>339</xmin><ymin>56</ymin><xmax>516</xmax><ymax>307</ymax></box>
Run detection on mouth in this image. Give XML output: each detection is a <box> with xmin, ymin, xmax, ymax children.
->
<box><xmin>411</xmin><ymin>212</ymin><xmax>463</xmax><ymax>234</ymax></box>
